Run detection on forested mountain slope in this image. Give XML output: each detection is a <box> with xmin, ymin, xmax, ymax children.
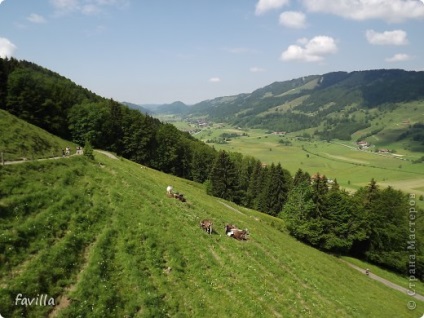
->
<box><xmin>0</xmin><ymin>57</ymin><xmax>216</xmax><ymax>180</ymax></box>
<box><xmin>179</xmin><ymin>69</ymin><xmax>424</xmax><ymax>143</ymax></box>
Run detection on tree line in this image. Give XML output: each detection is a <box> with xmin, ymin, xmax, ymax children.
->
<box><xmin>1</xmin><ymin>57</ymin><xmax>422</xmax><ymax>280</ymax></box>
<box><xmin>206</xmin><ymin>151</ymin><xmax>423</xmax><ymax>279</ymax></box>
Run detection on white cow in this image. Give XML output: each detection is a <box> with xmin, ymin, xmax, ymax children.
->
<box><xmin>166</xmin><ymin>185</ymin><xmax>173</xmax><ymax>194</ymax></box>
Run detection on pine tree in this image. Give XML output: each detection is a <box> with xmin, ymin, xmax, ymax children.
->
<box><xmin>311</xmin><ymin>173</ymin><xmax>328</xmax><ymax>217</ymax></box>
<box><xmin>208</xmin><ymin>150</ymin><xmax>238</xmax><ymax>202</ymax></box>
<box><xmin>255</xmin><ymin>165</ymin><xmax>270</xmax><ymax>212</ymax></box>
<box><xmin>259</xmin><ymin>163</ymin><xmax>292</xmax><ymax>216</ymax></box>
<box><xmin>190</xmin><ymin>145</ymin><xmax>216</xmax><ymax>183</ymax></box>
<box><xmin>293</xmin><ymin>168</ymin><xmax>311</xmax><ymax>186</ymax></box>
<box><xmin>238</xmin><ymin>156</ymin><xmax>257</xmax><ymax>206</ymax></box>
<box><xmin>245</xmin><ymin>159</ymin><xmax>263</xmax><ymax>208</ymax></box>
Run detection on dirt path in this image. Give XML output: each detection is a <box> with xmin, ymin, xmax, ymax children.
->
<box><xmin>217</xmin><ymin>200</ymin><xmax>245</xmax><ymax>215</ymax></box>
<box><xmin>1</xmin><ymin>150</ymin><xmax>118</xmax><ymax>166</ymax></box>
<box><xmin>94</xmin><ymin>150</ymin><xmax>118</xmax><ymax>159</ymax></box>
<box><xmin>341</xmin><ymin>259</ymin><xmax>424</xmax><ymax>302</ymax></box>
<box><xmin>2</xmin><ymin>155</ymin><xmax>76</xmax><ymax>165</ymax></box>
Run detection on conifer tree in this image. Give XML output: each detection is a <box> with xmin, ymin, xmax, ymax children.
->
<box><xmin>311</xmin><ymin>173</ymin><xmax>328</xmax><ymax>217</ymax></box>
<box><xmin>258</xmin><ymin>163</ymin><xmax>292</xmax><ymax>216</ymax></box>
<box><xmin>293</xmin><ymin>168</ymin><xmax>311</xmax><ymax>186</ymax></box>
<box><xmin>245</xmin><ymin>159</ymin><xmax>263</xmax><ymax>208</ymax></box>
<box><xmin>238</xmin><ymin>156</ymin><xmax>257</xmax><ymax>206</ymax></box>
<box><xmin>208</xmin><ymin>150</ymin><xmax>238</xmax><ymax>202</ymax></box>
<box><xmin>255</xmin><ymin>165</ymin><xmax>270</xmax><ymax>212</ymax></box>
<box><xmin>190</xmin><ymin>145</ymin><xmax>216</xmax><ymax>183</ymax></box>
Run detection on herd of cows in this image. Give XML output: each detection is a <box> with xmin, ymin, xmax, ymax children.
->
<box><xmin>166</xmin><ymin>186</ymin><xmax>249</xmax><ymax>240</ymax></box>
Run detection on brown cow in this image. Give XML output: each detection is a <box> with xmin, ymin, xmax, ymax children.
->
<box><xmin>173</xmin><ymin>193</ymin><xmax>186</xmax><ymax>202</ymax></box>
<box><xmin>200</xmin><ymin>219</ymin><xmax>213</xmax><ymax>234</ymax></box>
<box><xmin>224</xmin><ymin>224</ymin><xmax>248</xmax><ymax>240</ymax></box>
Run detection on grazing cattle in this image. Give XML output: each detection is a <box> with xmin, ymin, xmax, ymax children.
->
<box><xmin>173</xmin><ymin>192</ymin><xmax>186</xmax><ymax>202</ymax></box>
<box><xmin>200</xmin><ymin>219</ymin><xmax>213</xmax><ymax>234</ymax></box>
<box><xmin>165</xmin><ymin>186</ymin><xmax>187</xmax><ymax>203</ymax></box>
<box><xmin>224</xmin><ymin>224</ymin><xmax>248</xmax><ymax>240</ymax></box>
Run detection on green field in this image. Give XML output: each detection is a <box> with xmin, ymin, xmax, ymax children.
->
<box><xmin>193</xmin><ymin>124</ymin><xmax>424</xmax><ymax>201</ymax></box>
<box><xmin>0</xmin><ymin>109</ymin><xmax>78</xmax><ymax>161</ymax></box>
<box><xmin>0</xmin><ymin>152</ymin><xmax>423</xmax><ymax>317</ymax></box>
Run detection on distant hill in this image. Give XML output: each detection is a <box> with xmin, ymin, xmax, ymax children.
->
<box><xmin>123</xmin><ymin>101</ymin><xmax>190</xmax><ymax>115</ymax></box>
<box><xmin>153</xmin><ymin>101</ymin><xmax>190</xmax><ymax>114</ymax></box>
<box><xmin>121</xmin><ymin>102</ymin><xmax>155</xmax><ymax>115</ymax></box>
<box><xmin>174</xmin><ymin>69</ymin><xmax>424</xmax><ymax>149</ymax></box>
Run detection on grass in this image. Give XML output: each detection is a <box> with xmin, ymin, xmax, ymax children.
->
<box><xmin>353</xmin><ymin>101</ymin><xmax>424</xmax><ymax>152</ymax></box>
<box><xmin>1</xmin><ymin>153</ymin><xmax>423</xmax><ymax>317</ymax></box>
<box><xmin>193</xmin><ymin>125</ymin><xmax>424</xmax><ymax>205</ymax></box>
<box><xmin>341</xmin><ymin>257</ymin><xmax>424</xmax><ymax>296</ymax></box>
<box><xmin>0</xmin><ymin>109</ymin><xmax>78</xmax><ymax>161</ymax></box>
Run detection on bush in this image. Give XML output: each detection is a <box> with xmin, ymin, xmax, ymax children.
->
<box><xmin>83</xmin><ymin>139</ymin><xmax>94</xmax><ymax>160</ymax></box>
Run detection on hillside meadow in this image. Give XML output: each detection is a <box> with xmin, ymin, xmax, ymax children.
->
<box><xmin>0</xmin><ymin>152</ymin><xmax>423</xmax><ymax>317</ymax></box>
<box><xmin>0</xmin><ymin>109</ymin><xmax>78</xmax><ymax>162</ymax></box>
<box><xmin>193</xmin><ymin>124</ymin><xmax>424</xmax><ymax>200</ymax></box>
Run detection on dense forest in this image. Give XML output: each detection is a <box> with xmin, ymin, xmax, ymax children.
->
<box><xmin>1</xmin><ymin>57</ymin><xmax>422</xmax><ymax>280</ymax></box>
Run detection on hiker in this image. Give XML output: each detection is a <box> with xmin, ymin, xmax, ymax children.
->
<box><xmin>62</xmin><ymin>149</ymin><xmax>65</xmax><ymax>157</ymax></box>
<box><xmin>365</xmin><ymin>268</ymin><xmax>369</xmax><ymax>276</ymax></box>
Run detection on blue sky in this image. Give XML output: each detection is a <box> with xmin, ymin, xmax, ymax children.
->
<box><xmin>0</xmin><ymin>0</ymin><xmax>423</xmax><ymax>105</ymax></box>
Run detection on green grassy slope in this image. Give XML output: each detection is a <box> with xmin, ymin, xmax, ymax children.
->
<box><xmin>1</xmin><ymin>153</ymin><xmax>423</xmax><ymax>317</ymax></box>
<box><xmin>196</xmin><ymin>126</ymin><xmax>424</xmax><ymax>200</ymax></box>
<box><xmin>353</xmin><ymin>101</ymin><xmax>424</xmax><ymax>152</ymax></box>
<box><xmin>0</xmin><ymin>109</ymin><xmax>77</xmax><ymax>161</ymax></box>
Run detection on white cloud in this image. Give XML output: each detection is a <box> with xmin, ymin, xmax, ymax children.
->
<box><xmin>0</xmin><ymin>0</ymin><xmax>6</xmax><ymax>4</ymax></box>
<box><xmin>81</xmin><ymin>4</ymin><xmax>101</xmax><ymax>15</ymax></box>
<box><xmin>250</xmin><ymin>66</ymin><xmax>266</xmax><ymax>73</ymax></box>
<box><xmin>50</xmin><ymin>0</ymin><xmax>128</xmax><ymax>16</ymax></box>
<box><xmin>385</xmin><ymin>53</ymin><xmax>411</xmax><ymax>62</ymax></box>
<box><xmin>255</xmin><ymin>0</ymin><xmax>290</xmax><ymax>15</ymax></box>
<box><xmin>50</xmin><ymin>0</ymin><xmax>79</xmax><ymax>14</ymax></box>
<box><xmin>0</xmin><ymin>37</ymin><xmax>17</xmax><ymax>58</ymax></box>
<box><xmin>301</xmin><ymin>0</ymin><xmax>424</xmax><ymax>23</ymax></box>
<box><xmin>281</xmin><ymin>36</ymin><xmax>337</xmax><ymax>62</ymax></box>
<box><xmin>209</xmin><ymin>77</ymin><xmax>221</xmax><ymax>83</ymax></box>
<box><xmin>27</xmin><ymin>13</ymin><xmax>47</xmax><ymax>24</ymax></box>
<box><xmin>366</xmin><ymin>30</ymin><xmax>408</xmax><ymax>45</ymax></box>
<box><xmin>279</xmin><ymin>11</ymin><xmax>306</xmax><ymax>28</ymax></box>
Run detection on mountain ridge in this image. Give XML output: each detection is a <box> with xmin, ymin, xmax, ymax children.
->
<box><xmin>143</xmin><ymin>69</ymin><xmax>424</xmax><ymax>147</ymax></box>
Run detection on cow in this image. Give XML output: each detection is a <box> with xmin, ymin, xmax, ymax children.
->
<box><xmin>166</xmin><ymin>185</ymin><xmax>173</xmax><ymax>195</ymax></box>
<box><xmin>200</xmin><ymin>219</ymin><xmax>213</xmax><ymax>234</ymax></box>
<box><xmin>224</xmin><ymin>224</ymin><xmax>248</xmax><ymax>240</ymax></box>
<box><xmin>173</xmin><ymin>193</ymin><xmax>186</xmax><ymax>202</ymax></box>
